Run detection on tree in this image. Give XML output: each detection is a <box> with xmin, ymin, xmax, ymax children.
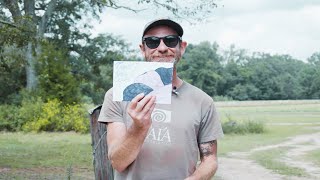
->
<box><xmin>299</xmin><ymin>52</ymin><xmax>320</xmax><ymax>99</ymax></box>
<box><xmin>247</xmin><ymin>53</ymin><xmax>305</xmax><ymax>100</ymax></box>
<box><xmin>308</xmin><ymin>52</ymin><xmax>320</xmax><ymax>66</ymax></box>
<box><xmin>0</xmin><ymin>45</ymin><xmax>25</xmax><ymax>104</ymax></box>
<box><xmin>70</xmin><ymin>33</ymin><xmax>136</xmax><ymax>104</ymax></box>
<box><xmin>0</xmin><ymin>0</ymin><xmax>219</xmax><ymax>91</ymax></box>
<box><xmin>37</xmin><ymin>42</ymin><xmax>81</xmax><ymax>104</ymax></box>
<box><xmin>178</xmin><ymin>42</ymin><xmax>222</xmax><ymax>97</ymax></box>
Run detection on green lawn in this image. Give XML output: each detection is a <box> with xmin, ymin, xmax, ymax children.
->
<box><xmin>250</xmin><ymin>147</ymin><xmax>309</xmax><ymax>177</ymax></box>
<box><xmin>217</xmin><ymin>100</ymin><xmax>320</xmax><ymax>124</ymax></box>
<box><xmin>218</xmin><ymin>125</ymin><xmax>317</xmax><ymax>156</ymax></box>
<box><xmin>0</xmin><ymin>100</ymin><xmax>319</xmax><ymax>179</ymax></box>
<box><xmin>217</xmin><ymin>100</ymin><xmax>320</xmax><ymax>155</ymax></box>
<box><xmin>305</xmin><ymin>149</ymin><xmax>320</xmax><ymax>167</ymax></box>
<box><xmin>216</xmin><ymin>100</ymin><xmax>320</xmax><ymax>179</ymax></box>
<box><xmin>0</xmin><ymin>132</ymin><xmax>93</xmax><ymax>179</ymax></box>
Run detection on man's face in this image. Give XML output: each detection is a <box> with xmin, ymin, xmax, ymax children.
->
<box><xmin>140</xmin><ymin>25</ymin><xmax>187</xmax><ymax>64</ymax></box>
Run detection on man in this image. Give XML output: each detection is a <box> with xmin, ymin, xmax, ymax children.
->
<box><xmin>98</xmin><ymin>19</ymin><xmax>224</xmax><ymax>180</ymax></box>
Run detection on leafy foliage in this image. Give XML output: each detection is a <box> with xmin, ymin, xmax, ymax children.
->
<box><xmin>179</xmin><ymin>43</ymin><xmax>320</xmax><ymax>100</ymax></box>
<box><xmin>222</xmin><ymin>114</ymin><xmax>265</xmax><ymax>135</ymax></box>
<box><xmin>178</xmin><ymin>42</ymin><xmax>222</xmax><ymax>97</ymax></box>
<box><xmin>0</xmin><ymin>45</ymin><xmax>26</xmax><ymax>104</ymax></box>
<box><xmin>22</xmin><ymin>99</ymin><xmax>89</xmax><ymax>133</ymax></box>
<box><xmin>0</xmin><ymin>105</ymin><xmax>20</xmax><ymax>131</ymax></box>
<box><xmin>70</xmin><ymin>33</ymin><xmax>137</xmax><ymax>104</ymax></box>
<box><xmin>0</xmin><ymin>97</ymin><xmax>89</xmax><ymax>133</ymax></box>
<box><xmin>37</xmin><ymin>43</ymin><xmax>80</xmax><ymax>104</ymax></box>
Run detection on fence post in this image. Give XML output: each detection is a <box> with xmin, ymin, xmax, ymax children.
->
<box><xmin>89</xmin><ymin>105</ymin><xmax>114</xmax><ymax>180</ymax></box>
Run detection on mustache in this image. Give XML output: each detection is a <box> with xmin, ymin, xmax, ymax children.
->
<box><xmin>146</xmin><ymin>57</ymin><xmax>178</xmax><ymax>66</ymax></box>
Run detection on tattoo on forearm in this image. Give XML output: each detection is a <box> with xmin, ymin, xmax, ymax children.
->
<box><xmin>199</xmin><ymin>140</ymin><xmax>216</xmax><ymax>158</ymax></box>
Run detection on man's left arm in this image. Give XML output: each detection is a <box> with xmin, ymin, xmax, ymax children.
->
<box><xmin>185</xmin><ymin>140</ymin><xmax>218</xmax><ymax>180</ymax></box>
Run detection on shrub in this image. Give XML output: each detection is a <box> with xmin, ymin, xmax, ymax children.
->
<box><xmin>22</xmin><ymin>99</ymin><xmax>61</xmax><ymax>132</ymax></box>
<box><xmin>246</xmin><ymin>120</ymin><xmax>265</xmax><ymax>134</ymax></box>
<box><xmin>18</xmin><ymin>96</ymin><xmax>44</xmax><ymax>131</ymax></box>
<box><xmin>213</xmin><ymin>95</ymin><xmax>233</xmax><ymax>102</ymax></box>
<box><xmin>22</xmin><ymin>99</ymin><xmax>89</xmax><ymax>133</ymax></box>
<box><xmin>1</xmin><ymin>88</ymin><xmax>90</xmax><ymax>133</ymax></box>
<box><xmin>0</xmin><ymin>105</ymin><xmax>20</xmax><ymax>131</ymax></box>
<box><xmin>62</xmin><ymin>103</ymin><xmax>89</xmax><ymax>133</ymax></box>
<box><xmin>222</xmin><ymin>115</ymin><xmax>265</xmax><ymax>134</ymax></box>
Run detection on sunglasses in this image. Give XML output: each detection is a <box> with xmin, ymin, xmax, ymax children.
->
<box><xmin>142</xmin><ymin>35</ymin><xmax>182</xmax><ymax>49</ymax></box>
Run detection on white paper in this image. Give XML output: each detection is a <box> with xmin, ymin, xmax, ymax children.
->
<box><xmin>113</xmin><ymin>61</ymin><xmax>174</xmax><ymax>104</ymax></box>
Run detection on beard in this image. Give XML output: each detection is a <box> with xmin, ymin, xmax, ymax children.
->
<box><xmin>145</xmin><ymin>50</ymin><xmax>181</xmax><ymax>67</ymax></box>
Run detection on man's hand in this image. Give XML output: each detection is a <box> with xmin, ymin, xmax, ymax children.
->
<box><xmin>107</xmin><ymin>93</ymin><xmax>156</xmax><ymax>172</ymax></box>
<box><xmin>127</xmin><ymin>93</ymin><xmax>156</xmax><ymax>130</ymax></box>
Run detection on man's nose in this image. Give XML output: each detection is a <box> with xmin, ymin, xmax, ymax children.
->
<box><xmin>157</xmin><ymin>39</ymin><xmax>168</xmax><ymax>52</ymax></box>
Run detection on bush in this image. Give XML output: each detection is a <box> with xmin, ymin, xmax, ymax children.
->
<box><xmin>213</xmin><ymin>95</ymin><xmax>233</xmax><ymax>102</ymax></box>
<box><xmin>22</xmin><ymin>99</ymin><xmax>61</xmax><ymax>132</ymax></box>
<box><xmin>0</xmin><ymin>105</ymin><xmax>20</xmax><ymax>131</ymax></box>
<box><xmin>61</xmin><ymin>103</ymin><xmax>89</xmax><ymax>133</ymax></box>
<box><xmin>19</xmin><ymin>96</ymin><xmax>45</xmax><ymax>131</ymax></box>
<box><xmin>222</xmin><ymin>115</ymin><xmax>265</xmax><ymax>134</ymax></box>
<box><xmin>22</xmin><ymin>99</ymin><xmax>89</xmax><ymax>133</ymax></box>
<box><xmin>0</xmin><ymin>87</ymin><xmax>89</xmax><ymax>133</ymax></box>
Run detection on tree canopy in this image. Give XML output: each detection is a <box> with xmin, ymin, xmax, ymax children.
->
<box><xmin>1</xmin><ymin>1</ymin><xmax>319</xmax><ymax>106</ymax></box>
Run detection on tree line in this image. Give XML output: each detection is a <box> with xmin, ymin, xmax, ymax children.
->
<box><xmin>1</xmin><ymin>38</ymin><xmax>319</xmax><ymax>105</ymax></box>
<box><xmin>1</xmin><ymin>0</ymin><xmax>319</xmax><ymax>107</ymax></box>
<box><xmin>178</xmin><ymin>42</ymin><xmax>320</xmax><ymax>100</ymax></box>
<box><xmin>1</xmin><ymin>1</ymin><xmax>319</xmax><ymax>133</ymax></box>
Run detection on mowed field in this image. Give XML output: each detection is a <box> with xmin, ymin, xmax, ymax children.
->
<box><xmin>0</xmin><ymin>100</ymin><xmax>319</xmax><ymax>179</ymax></box>
<box><xmin>217</xmin><ymin>100</ymin><xmax>320</xmax><ymax>154</ymax></box>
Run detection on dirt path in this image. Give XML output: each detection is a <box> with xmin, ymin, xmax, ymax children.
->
<box><xmin>216</xmin><ymin>127</ymin><xmax>320</xmax><ymax>180</ymax></box>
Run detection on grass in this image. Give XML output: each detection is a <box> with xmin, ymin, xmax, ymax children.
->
<box><xmin>0</xmin><ymin>100</ymin><xmax>319</xmax><ymax>179</ymax></box>
<box><xmin>217</xmin><ymin>101</ymin><xmax>320</xmax><ymax>124</ymax></box>
<box><xmin>218</xmin><ymin>125</ymin><xmax>317</xmax><ymax>155</ymax></box>
<box><xmin>250</xmin><ymin>147</ymin><xmax>309</xmax><ymax>177</ymax></box>
<box><xmin>0</xmin><ymin>132</ymin><xmax>93</xmax><ymax>179</ymax></box>
<box><xmin>222</xmin><ymin>119</ymin><xmax>265</xmax><ymax>134</ymax></box>
<box><xmin>305</xmin><ymin>149</ymin><xmax>320</xmax><ymax>167</ymax></box>
<box><xmin>216</xmin><ymin>100</ymin><xmax>320</xmax><ymax>179</ymax></box>
<box><xmin>216</xmin><ymin>100</ymin><xmax>320</xmax><ymax>155</ymax></box>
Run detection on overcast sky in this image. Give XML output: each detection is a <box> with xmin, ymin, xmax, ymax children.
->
<box><xmin>92</xmin><ymin>0</ymin><xmax>320</xmax><ymax>62</ymax></box>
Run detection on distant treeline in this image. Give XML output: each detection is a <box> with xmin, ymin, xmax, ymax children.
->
<box><xmin>178</xmin><ymin>42</ymin><xmax>320</xmax><ymax>101</ymax></box>
<box><xmin>1</xmin><ymin>39</ymin><xmax>319</xmax><ymax>106</ymax></box>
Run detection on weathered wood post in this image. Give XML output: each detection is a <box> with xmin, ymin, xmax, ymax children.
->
<box><xmin>89</xmin><ymin>105</ymin><xmax>114</xmax><ymax>180</ymax></box>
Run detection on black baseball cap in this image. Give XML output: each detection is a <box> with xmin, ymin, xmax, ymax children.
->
<box><xmin>142</xmin><ymin>18</ymin><xmax>184</xmax><ymax>37</ymax></box>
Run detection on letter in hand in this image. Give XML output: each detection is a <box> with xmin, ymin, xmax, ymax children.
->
<box><xmin>127</xmin><ymin>93</ymin><xmax>156</xmax><ymax>129</ymax></box>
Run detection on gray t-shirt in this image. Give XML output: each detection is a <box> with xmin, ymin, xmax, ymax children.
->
<box><xmin>98</xmin><ymin>81</ymin><xmax>224</xmax><ymax>180</ymax></box>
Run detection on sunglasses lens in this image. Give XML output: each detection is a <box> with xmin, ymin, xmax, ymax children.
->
<box><xmin>145</xmin><ymin>37</ymin><xmax>160</xmax><ymax>49</ymax></box>
<box><xmin>144</xmin><ymin>35</ymin><xmax>180</xmax><ymax>49</ymax></box>
<box><xmin>163</xmin><ymin>36</ymin><xmax>179</xmax><ymax>48</ymax></box>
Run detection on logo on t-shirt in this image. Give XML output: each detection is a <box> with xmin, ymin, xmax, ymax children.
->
<box><xmin>151</xmin><ymin>109</ymin><xmax>171</xmax><ymax>123</ymax></box>
<box><xmin>146</xmin><ymin>108</ymin><xmax>172</xmax><ymax>144</ymax></box>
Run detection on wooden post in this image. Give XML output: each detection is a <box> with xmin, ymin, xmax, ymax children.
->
<box><xmin>89</xmin><ymin>105</ymin><xmax>114</xmax><ymax>180</ymax></box>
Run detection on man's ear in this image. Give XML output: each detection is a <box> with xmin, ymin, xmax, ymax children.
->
<box><xmin>180</xmin><ymin>41</ymin><xmax>188</xmax><ymax>55</ymax></box>
<box><xmin>139</xmin><ymin>44</ymin><xmax>145</xmax><ymax>55</ymax></box>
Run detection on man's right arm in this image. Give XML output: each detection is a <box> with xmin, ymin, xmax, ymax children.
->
<box><xmin>107</xmin><ymin>94</ymin><xmax>156</xmax><ymax>172</ymax></box>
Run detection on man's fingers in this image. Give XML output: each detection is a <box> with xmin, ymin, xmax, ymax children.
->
<box><xmin>128</xmin><ymin>93</ymin><xmax>145</xmax><ymax>110</ymax></box>
<box><xmin>135</xmin><ymin>94</ymin><xmax>152</xmax><ymax>112</ymax></box>
<box><xmin>141</xmin><ymin>96</ymin><xmax>156</xmax><ymax>114</ymax></box>
<box><xmin>127</xmin><ymin>94</ymin><xmax>156</xmax><ymax>128</ymax></box>
<box><xmin>146</xmin><ymin>102</ymin><xmax>156</xmax><ymax>117</ymax></box>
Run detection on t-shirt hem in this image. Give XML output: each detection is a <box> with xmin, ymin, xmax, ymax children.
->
<box><xmin>98</xmin><ymin>116</ymin><xmax>123</xmax><ymax>124</ymax></box>
<box><xmin>199</xmin><ymin>134</ymin><xmax>224</xmax><ymax>143</ymax></box>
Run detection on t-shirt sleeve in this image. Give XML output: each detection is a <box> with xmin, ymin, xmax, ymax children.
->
<box><xmin>98</xmin><ymin>88</ymin><xmax>124</xmax><ymax>124</ymax></box>
<box><xmin>198</xmin><ymin>102</ymin><xmax>224</xmax><ymax>143</ymax></box>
